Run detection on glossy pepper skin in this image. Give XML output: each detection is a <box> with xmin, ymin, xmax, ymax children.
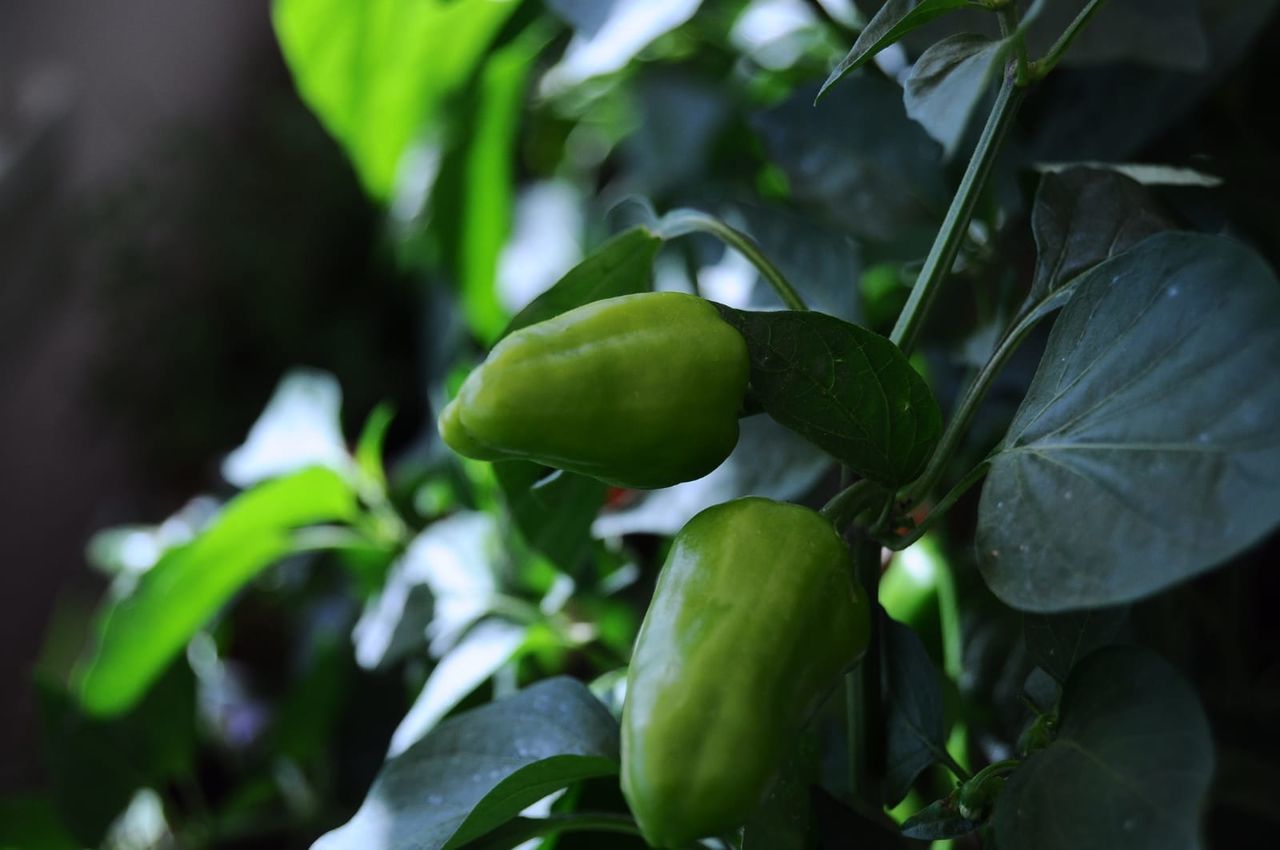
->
<box><xmin>438</xmin><ymin>292</ymin><xmax>749</xmax><ymax>489</ymax></box>
<box><xmin>622</xmin><ymin>498</ymin><xmax>871</xmax><ymax>848</ymax></box>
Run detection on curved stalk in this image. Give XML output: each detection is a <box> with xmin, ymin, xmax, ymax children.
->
<box><xmin>659</xmin><ymin>209</ymin><xmax>809</xmax><ymax>311</ymax></box>
<box><xmin>890</xmin><ymin>73</ymin><xmax>1026</xmax><ymax>354</ymax></box>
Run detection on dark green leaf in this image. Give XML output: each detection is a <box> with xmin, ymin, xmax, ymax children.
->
<box><xmin>1023</xmin><ymin>607</ymin><xmax>1127</xmax><ymax>683</ymax></box>
<box><xmin>41</xmin><ymin>663</ymin><xmax>196</xmax><ymax>845</ymax></box>
<box><xmin>882</xmin><ymin>617</ymin><xmax>948</xmax><ymax>806</ymax></box>
<box><xmin>1028</xmin><ymin>0</ymin><xmax>1276</xmax><ymax>161</ymax></box>
<box><xmin>312</xmin><ymin>678</ymin><xmax>620</xmax><ymax>850</ymax></box>
<box><xmin>995</xmin><ymin>647</ymin><xmax>1214</xmax><ymax>850</ymax></box>
<box><xmin>901</xmin><ymin>794</ymin><xmax>980</xmax><ymax>840</ymax></box>
<box><xmin>716</xmin><ymin>308</ymin><xmax>942</xmax><ymax>486</ymax></box>
<box><xmin>0</xmin><ymin>795</ymin><xmax>80</xmax><ymax>850</ymax></box>
<box><xmin>903</xmin><ymin>34</ymin><xmax>1008</xmax><ymax>157</ymax></box>
<box><xmin>752</xmin><ymin>77</ymin><xmax>947</xmax><ymax>249</ymax></box>
<box><xmin>979</xmin><ymin>233</ymin><xmax>1280</xmax><ymax>610</ymax></box>
<box><xmin>819</xmin><ymin>0</ymin><xmax>973</xmax><ymax>98</ymax></box>
<box><xmin>743</xmin><ymin>735</ymin><xmax>820</xmax><ymax>850</ymax></box>
<box><xmin>1025</xmin><ymin>0</ymin><xmax>1208</xmax><ymax>72</ymax></box>
<box><xmin>272</xmin><ymin>0</ymin><xmax>519</xmax><ymax>200</ymax></box>
<box><xmin>495</xmin><ymin>464</ymin><xmax>606</xmax><ymax>574</ymax></box>
<box><xmin>1023</xmin><ymin>167</ymin><xmax>1173</xmax><ymax>322</ymax></box>
<box><xmin>811</xmin><ymin>788</ymin><xmax>907</xmax><ymax>849</ymax></box>
<box><xmin>77</xmin><ymin>467</ymin><xmax>358</xmax><ymax>715</ymax></box>
<box><xmin>500</xmin><ymin>227</ymin><xmax>662</xmax><ymax>338</ymax></box>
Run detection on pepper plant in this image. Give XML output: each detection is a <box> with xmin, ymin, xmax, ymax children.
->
<box><xmin>16</xmin><ymin>1</ymin><xmax>1280</xmax><ymax>850</ymax></box>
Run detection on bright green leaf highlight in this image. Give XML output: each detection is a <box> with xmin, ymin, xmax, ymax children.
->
<box><xmin>272</xmin><ymin>0</ymin><xmax>519</xmax><ymax>201</ymax></box>
<box><xmin>462</xmin><ymin>25</ymin><xmax>552</xmax><ymax>344</ymax></box>
<box><xmin>76</xmin><ymin>467</ymin><xmax>358</xmax><ymax>716</ymax></box>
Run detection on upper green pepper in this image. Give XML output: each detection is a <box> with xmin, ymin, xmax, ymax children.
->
<box><xmin>621</xmin><ymin>497</ymin><xmax>871</xmax><ymax>848</ymax></box>
<box><xmin>438</xmin><ymin>291</ymin><xmax>749</xmax><ymax>489</ymax></box>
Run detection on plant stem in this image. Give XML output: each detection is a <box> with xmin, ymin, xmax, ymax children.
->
<box><xmin>847</xmin><ymin>538</ymin><xmax>883</xmax><ymax>804</ymax></box>
<box><xmin>891</xmin><ymin>462</ymin><xmax>991</xmax><ymax>551</ymax></box>
<box><xmin>660</xmin><ymin>209</ymin><xmax>809</xmax><ymax>311</ymax></box>
<box><xmin>890</xmin><ymin>72</ymin><xmax>1025</xmax><ymax>354</ymax></box>
<box><xmin>1030</xmin><ymin>0</ymin><xmax>1111</xmax><ymax>79</ymax></box>
<box><xmin>903</xmin><ymin>296</ymin><xmax>1043</xmax><ymax>506</ymax></box>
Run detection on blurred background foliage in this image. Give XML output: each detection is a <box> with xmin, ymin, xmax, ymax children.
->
<box><xmin>2</xmin><ymin>0</ymin><xmax>1280</xmax><ymax>848</ymax></box>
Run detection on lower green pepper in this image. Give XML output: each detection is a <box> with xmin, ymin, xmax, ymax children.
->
<box><xmin>622</xmin><ymin>497</ymin><xmax>871</xmax><ymax>847</ymax></box>
<box><xmin>438</xmin><ymin>291</ymin><xmax>749</xmax><ymax>489</ymax></box>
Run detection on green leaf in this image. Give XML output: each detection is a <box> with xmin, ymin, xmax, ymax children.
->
<box><xmin>495</xmin><ymin>464</ymin><xmax>606</xmax><ymax>573</ymax></box>
<box><xmin>272</xmin><ymin>0</ymin><xmax>519</xmax><ymax>201</ymax></box>
<box><xmin>0</xmin><ymin>795</ymin><xmax>80</xmax><ymax>850</ymax></box>
<box><xmin>753</xmin><ymin>77</ymin><xmax>947</xmax><ymax>249</ymax></box>
<box><xmin>903</xmin><ymin>34</ymin><xmax>1008</xmax><ymax>158</ymax></box>
<box><xmin>716</xmin><ymin>308</ymin><xmax>942</xmax><ymax>486</ymax></box>
<box><xmin>1022</xmin><ymin>167</ymin><xmax>1172</xmax><ymax>324</ymax></box>
<box><xmin>994</xmin><ymin>647</ymin><xmax>1214</xmax><ymax>850</ymax></box>
<box><xmin>1023</xmin><ymin>607</ymin><xmax>1127</xmax><ymax>683</ymax></box>
<box><xmin>900</xmin><ymin>794</ymin><xmax>980</xmax><ymax>840</ymax></box>
<box><xmin>882</xmin><ymin>617</ymin><xmax>948</xmax><ymax>806</ymax></box>
<box><xmin>312</xmin><ymin>678</ymin><xmax>620</xmax><ymax>850</ymax></box>
<box><xmin>978</xmin><ymin>232</ymin><xmax>1280</xmax><ymax>610</ymax></box>
<box><xmin>356</xmin><ymin>402</ymin><xmax>396</xmax><ymax>493</ymax></box>
<box><xmin>818</xmin><ymin>0</ymin><xmax>973</xmax><ymax>99</ymax></box>
<box><xmin>77</xmin><ymin>467</ymin><xmax>358</xmax><ymax>715</ymax></box>
<box><xmin>461</xmin><ymin>25</ymin><xmax>552</xmax><ymax>344</ymax></box>
<box><xmin>387</xmin><ymin>620</ymin><xmax>529</xmax><ymax>756</ymax></box>
<box><xmin>41</xmin><ymin>663</ymin><xmax>195</xmax><ymax>845</ymax></box>
<box><xmin>500</xmin><ymin>227</ymin><xmax>663</xmax><ymax>339</ymax></box>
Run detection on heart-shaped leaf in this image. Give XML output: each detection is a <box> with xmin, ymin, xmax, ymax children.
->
<box><xmin>979</xmin><ymin>232</ymin><xmax>1280</xmax><ymax>610</ymax></box>
<box><xmin>995</xmin><ymin>646</ymin><xmax>1214</xmax><ymax>850</ymax></box>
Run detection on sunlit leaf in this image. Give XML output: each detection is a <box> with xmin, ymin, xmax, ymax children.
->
<box><xmin>501</xmin><ymin>227</ymin><xmax>662</xmax><ymax>338</ymax></box>
<box><xmin>979</xmin><ymin>232</ymin><xmax>1280</xmax><ymax>610</ymax></box>
<box><xmin>76</xmin><ymin>468</ymin><xmax>358</xmax><ymax>715</ymax></box>
<box><xmin>716</xmin><ymin>307</ymin><xmax>942</xmax><ymax>486</ymax></box>
<box><xmin>222</xmin><ymin>368</ymin><xmax>351</xmax><ymax>488</ymax></box>
<box><xmin>542</xmin><ymin>0</ymin><xmax>704</xmax><ymax>91</ymax></box>
<box><xmin>460</xmin><ymin>25</ymin><xmax>553</xmax><ymax>344</ymax></box>
<box><xmin>273</xmin><ymin>0</ymin><xmax>519</xmax><ymax>201</ymax></box>
<box><xmin>387</xmin><ymin>619</ymin><xmax>527</xmax><ymax>755</ymax></box>
<box><xmin>312</xmin><ymin>678</ymin><xmax>620</xmax><ymax>850</ymax></box>
<box><xmin>995</xmin><ymin>647</ymin><xmax>1213</xmax><ymax>850</ymax></box>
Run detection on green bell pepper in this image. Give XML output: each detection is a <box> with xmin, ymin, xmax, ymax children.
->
<box><xmin>438</xmin><ymin>291</ymin><xmax>749</xmax><ymax>489</ymax></box>
<box><xmin>622</xmin><ymin>497</ymin><xmax>871</xmax><ymax>847</ymax></box>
